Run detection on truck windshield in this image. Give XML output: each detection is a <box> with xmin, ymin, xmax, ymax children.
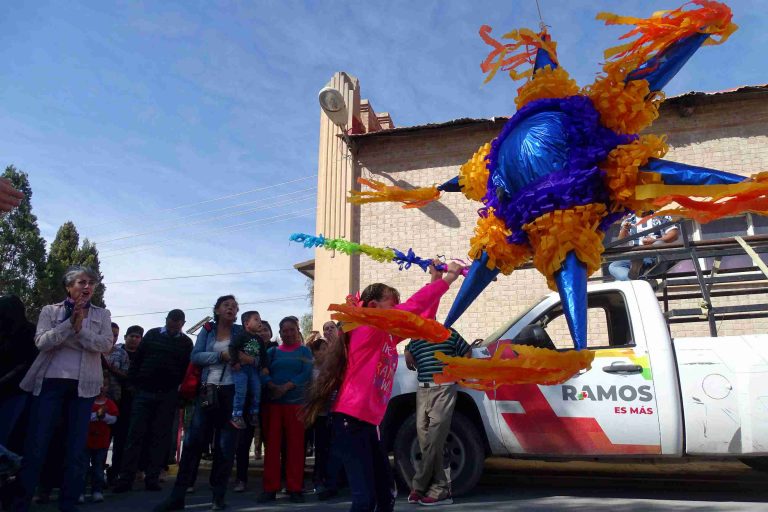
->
<box><xmin>481</xmin><ymin>296</ymin><xmax>549</xmax><ymax>346</ymax></box>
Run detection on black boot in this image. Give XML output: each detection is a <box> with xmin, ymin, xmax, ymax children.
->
<box><xmin>153</xmin><ymin>486</ymin><xmax>186</xmax><ymax>511</ymax></box>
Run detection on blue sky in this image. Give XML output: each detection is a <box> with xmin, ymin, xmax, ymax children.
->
<box><xmin>2</xmin><ymin>0</ymin><xmax>765</xmax><ymax>335</ymax></box>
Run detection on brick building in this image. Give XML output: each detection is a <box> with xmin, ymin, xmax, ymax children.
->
<box><xmin>300</xmin><ymin>72</ymin><xmax>768</xmax><ymax>345</ymax></box>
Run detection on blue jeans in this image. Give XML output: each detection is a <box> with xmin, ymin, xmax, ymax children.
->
<box><xmin>13</xmin><ymin>379</ymin><xmax>94</xmax><ymax>512</ymax></box>
<box><xmin>608</xmin><ymin>258</ymin><xmax>655</xmax><ymax>281</ymax></box>
<box><xmin>0</xmin><ymin>392</ymin><xmax>29</xmax><ymax>446</ymax></box>
<box><xmin>232</xmin><ymin>365</ymin><xmax>261</xmax><ymax>418</ymax></box>
<box><xmin>174</xmin><ymin>385</ymin><xmax>238</xmax><ymax>501</ymax></box>
<box><xmin>87</xmin><ymin>448</ymin><xmax>108</xmax><ymax>493</ymax></box>
<box><xmin>331</xmin><ymin>413</ymin><xmax>395</xmax><ymax>512</ymax></box>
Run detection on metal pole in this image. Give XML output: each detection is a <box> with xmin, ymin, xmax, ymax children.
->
<box><xmin>679</xmin><ymin>222</ymin><xmax>717</xmax><ymax>336</ymax></box>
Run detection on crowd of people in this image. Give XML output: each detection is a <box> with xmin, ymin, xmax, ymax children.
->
<box><xmin>0</xmin><ymin>258</ymin><xmax>468</xmax><ymax>512</ymax></box>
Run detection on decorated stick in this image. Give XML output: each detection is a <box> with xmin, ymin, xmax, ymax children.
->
<box><xmin>289</xmin><ymin>233</ymin><xmax>469</xmax><ymax>275</ymax></box>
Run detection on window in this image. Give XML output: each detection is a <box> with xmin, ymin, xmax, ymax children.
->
<box><xmin>528</xmin><ymin>291</ymin><xmax>634</xmax><ymax>350</ymax></box>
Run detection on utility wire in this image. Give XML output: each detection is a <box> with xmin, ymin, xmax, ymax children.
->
<box><xmin>83</xmin><ymin>175</ymin><xmax>316</xmax><ymax>230</ymax></box>
<box><xmin>104</xmin><ymin>268</ymin><xmax>295</xmax><ymax>285</ymax></box>
<box><xmin>96</xmin><ymin>192</ymin><xmax>314</xmax><ymax>244</ymax></box>
<box><xmin>111</xmin><ymin>294</ymin><xmax>308</xmax><ymax>318</ymax></box>
<box><xmin>99</xmin><ymin>208</ymin><xmax>316</xmax><ymax>258</ymax></box>
<box><xmin>95</xmin><ymin>186</ymin><xmax>316</xmax><ymax>242</ymax></box>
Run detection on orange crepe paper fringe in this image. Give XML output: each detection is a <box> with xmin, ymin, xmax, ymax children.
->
<box><xmin>432</xmin><ymin>344</ymin><xmax>596</xmax><ymax>389</ymax></box>
<box><xmin>516</xmin><ymin>65</ymin><xmax>580</xmax><ymax>110</ymax></box>
<box><xmin>469</xmin><ymin>208</ymin><xmax>531</xmax><ymax>275</ymax></box>
<box><xmin>601</xmin><ymin>134</ymin><xmax>669</xmax><ymax>212</ymax></box>
<box><xmin>524</xmin><ymin>204</ymin><xmax>607</xmax><ymax>290</ymax></box>
<box><xmin>458</xmin><ymin>143</ymin><xmax>492</xmax><ymax>202</ymax></box>
<box><xmin>328</xmin><ymin>303</ymin><xmax>451</xmax><ymax>343</ymax></box>
<box><xmin>479</xmin><ymin>26</ymin><xmax>558</xmax><ymax>84</ymax></box>
<box><xmin>348</xmin><ymin>178</ymin><xmax>441</xmax><ymax>209</ymax></box>
<box><xmin>598</xmin><ymin>0</ymin><xmax>737</xmax><ymax>75</ymax></box>
<box><xmin>585</xmin><ymin>72</ymin><xmax>663</xmax><ymax>135</ymax></box>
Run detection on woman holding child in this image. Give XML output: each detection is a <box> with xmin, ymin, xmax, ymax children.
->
<box><xmin>155</xmin><ymin>295</ymin><xmax>250</xmax><ymax>511</ymax></box>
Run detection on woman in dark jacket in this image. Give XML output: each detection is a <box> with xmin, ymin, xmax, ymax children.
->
<box><xmin>0</xmin><ymin>295</ymin><xmax>37</xmax><ymax>447</ymax></box>
<box><xmin>155</xmin><ymin>295</ymin><xmax>256</xmax><ymax>511</ymax></box>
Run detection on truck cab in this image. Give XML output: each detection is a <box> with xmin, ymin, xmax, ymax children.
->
<box><xmin>383</xmin><ymin>278</ymin><xmax>768</xmax><ymax>495</ymax></box>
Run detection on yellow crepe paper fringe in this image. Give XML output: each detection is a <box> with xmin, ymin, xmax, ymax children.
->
<box><xmin>598</xmin><ymin>0</ymin><xmax>737</xmax><ymax>75</ymax></box>
<box><xmin>601</xmin><ymin>134</ymin><xmax>668</xmax><ymax>212</ymax></box>
<box><xmin>348</xmin><ymin>178</ymin><xmax>441</xmax><ymax>209</ymax></box>
<box><xmin>459</xmin><ymin>143</ymin><xmax>492</xmax><ymax>202</ymax></box>
<box><xmin>585</xmin><ymin>71</ymin><xmax>663</xmax><ymax>135</ymax></box>
<box><xmin>432</xmin><ymin>344</ymin><xmax>596</xmax><ymax>389</ymax></box>
<box><xmin>469</xmin><ymin>208</ymin><xmax>531</xmax><ymax>275</ymax></box>
<box><xmin>515</xmin><ymin>66</ymin><xmax>580</xmax><ymax>110</ymax></box>
<box><xmin>328</xmin><ymin>303</ymin><xmax>450</xmax><ymax>343</ymax></box>
<box><xmin>524</xmin><ymin>204</ymin><xmax>607</xmax><ymax>290</ymax></box>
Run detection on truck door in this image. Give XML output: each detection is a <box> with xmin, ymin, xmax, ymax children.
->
<box><xmin>493</xmin><ymin>289</ymin><xmax>663</xmax><ymax>456</ymax></box>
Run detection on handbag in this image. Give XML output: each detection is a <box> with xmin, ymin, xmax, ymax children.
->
<box><xmin>199</xmin><ymin>362</ymin><xmax>227</xmax><ymax>410</ymax></box>
<box><xmin>179</xmin><ymin>363</ymin><xmax>202</xmax><ymax>401</ymax></box>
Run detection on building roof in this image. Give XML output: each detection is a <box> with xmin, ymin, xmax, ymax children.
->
<box><xmin>349</xmin><ymin>84</ymin><xmax>768</xmax><ymax>141</ymax></box>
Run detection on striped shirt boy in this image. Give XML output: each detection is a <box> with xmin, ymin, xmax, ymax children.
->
<box><xmin>405</xmin><ymin>328</ymin><xmax>472</xmax><ymax>384</ymax></box>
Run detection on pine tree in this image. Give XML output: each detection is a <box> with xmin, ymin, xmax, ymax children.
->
<box><xmin>42</xmin><ymin>222</ymin><xmax>107</xmax><ymax>306</ymax></box>
<box><xmin>0</xmin><ymin>165</ymin><xmax>48</xmax><ymax>319</ymax></box>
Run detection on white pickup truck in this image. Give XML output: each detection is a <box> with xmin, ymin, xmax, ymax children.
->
<box><xmin>381</xmin><ymin>280</ymin><xmax>768</xmax><ymax>495</ymax></box>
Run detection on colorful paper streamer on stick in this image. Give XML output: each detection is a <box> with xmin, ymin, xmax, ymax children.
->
<box><xmin>289</xmin><ymin>233</ymin><xmax>469</xmax><ymax>275</ymax></box>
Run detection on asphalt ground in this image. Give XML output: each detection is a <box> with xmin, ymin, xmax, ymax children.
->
<box><xmin>21</xmin><ymin>458</ymin><xmax>768</xmax><ymax>511</ymax></box>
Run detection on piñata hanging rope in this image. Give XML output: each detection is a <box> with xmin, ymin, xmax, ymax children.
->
<box><xmin>289</xmin><ymin>233</ymin><xmax>469</xmax><ymax>275</ymax></box>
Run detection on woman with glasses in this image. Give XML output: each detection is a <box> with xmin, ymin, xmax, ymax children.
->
<box><xmin>13</xmin><ymin>266</ymin><xmax>114</xmax><ymax>512</ymax></box>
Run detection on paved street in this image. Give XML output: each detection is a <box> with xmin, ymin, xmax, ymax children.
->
<box><xmin>27</xmin><ymin>459</ymin><xmax>768</xmax><ymax>511</ymax></box>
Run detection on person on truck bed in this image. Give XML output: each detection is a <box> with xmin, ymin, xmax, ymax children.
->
<box><xmin>404</xmin><ymin>327</ymin><xmax>472</xmax><ymax>506</ymax></box>
<box><xmin>609</xmin><ymin>212</ymin><xmax>679</xmax><ymax>282</ymax></box>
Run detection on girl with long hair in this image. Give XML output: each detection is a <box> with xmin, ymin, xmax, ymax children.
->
<box><xmin>304</xmin><ymin>261</ymin><xmax>463</xmax><ymax>511</ymax></box>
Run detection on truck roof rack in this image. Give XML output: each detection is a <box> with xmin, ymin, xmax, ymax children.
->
<box><xmin>595</xmin><ymin>221</ymin><xmax>768</xmax><ymax>336</ymax></box>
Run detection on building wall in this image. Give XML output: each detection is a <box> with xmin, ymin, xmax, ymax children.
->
<box><xmin>348</xmin><ymin>92</ymin><xmax>768</xmax><ymax>345</ymax></box>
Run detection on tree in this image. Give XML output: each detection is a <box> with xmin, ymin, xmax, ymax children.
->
<box><xmin>41</xmin><ymin>222</ymin><xmax>106</xmax><ymax>307</ymax></box>
<box><xmin>300</xmin><ymin>312</ymin><xmax>313</xmax><ymax>338</ymax></box>
<box><xmin>0</xmin><ymin>165</ymin><xmax>47</xmax><ymax>318</ymax></box>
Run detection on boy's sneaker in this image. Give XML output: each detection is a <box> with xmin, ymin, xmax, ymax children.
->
<box><xmin>93</xmin><ymin>491</ymin><xmax>104</xmax><ymax>503</ymax></box>
<box><xmin>229</xmin><ymin>416</ymin><xmax>247</xmax><ymax>430</ymax></box>
<box><xmin>78</xmin><ymin>495</ymin><xmax>85</xmax><ymax>504</ymax></box>
<box><xmin>419</xmin><ymin>495</ymin><xmax>454</xmax><ymax>506</ymax></box>
<box><xmin>233</xmin><ymin>480</ymin><xmax>246</xmax><ymax>493</ymax></box>
<box><xmin>408</xmin><ymin>491</ymin><xmax>424</xmax><ymax>504</ymax></box>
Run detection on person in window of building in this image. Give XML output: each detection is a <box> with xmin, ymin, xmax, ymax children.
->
<box><xmin>12</xmin><ymin>266</ymin><xmax>114</xmax><ymax>512</ymax></box>
<box><xmin>231</xmin><ymin>310</ymin><xmax>267</xmax><ymax>493</ymax></box>
<box><xmin>257</xmin><ymin>316</ymin><xmax>313</xmax><ymax>504</ymax></box>
<box><xmin>154</xmin><ymin>295</ymin><xmax>246</xmax><ymax>512</ymax></box>
<box><xmin>108</xmin><ymin>325</ymin><xmax>143</xmax><ymax>485</ymax></box>
<box><xmin>404</xmin><ymin>328</ymin><xmax>472</xmax><ymax>506</ymax></box>
<box><xmin>113</xmin><ymin>310</ymin><xmax>192</xmax><ymax>493</ymax></box>
<box><xmin>608</xmin><ymin>212</ymin><xmax>679</xmax><ymax>282</ymax></box>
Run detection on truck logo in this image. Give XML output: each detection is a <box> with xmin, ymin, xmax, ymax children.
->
<box><xmin>562</xmin><ymin>385</ymin><xmax>653</xmax><ymax>402</ymax></box>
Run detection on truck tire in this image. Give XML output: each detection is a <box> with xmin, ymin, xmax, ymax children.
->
<box><xmin>393</xmin><ymin>411</ymin><xmax>484</xmax><ymax>497</ymax></box>
<box><xmin>741</xmin><ymin>458</ymin><xmax>768</xmax><ymax>472</ymax></box>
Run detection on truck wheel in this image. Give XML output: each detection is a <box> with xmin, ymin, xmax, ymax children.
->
<box><xmin>393</xmin><ymin>411</ymin><xmax>484</xmax><ymax>497</ymax></box>
<box><xmin>741</xmin><ymin>458</ymin><xmax>768</xmax><ymax>472</ymax></box>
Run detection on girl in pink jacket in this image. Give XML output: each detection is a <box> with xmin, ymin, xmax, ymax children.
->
<box><xmin>304</xmin><ymin>261</ymin><xmax>463</xmax><ymax>511</ymax></box>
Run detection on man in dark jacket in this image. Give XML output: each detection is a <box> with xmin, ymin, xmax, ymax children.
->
<box><xmin>113</xmin><ymin>310</ymin><xmax>192</xmax><ymax>492</ymax></box>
